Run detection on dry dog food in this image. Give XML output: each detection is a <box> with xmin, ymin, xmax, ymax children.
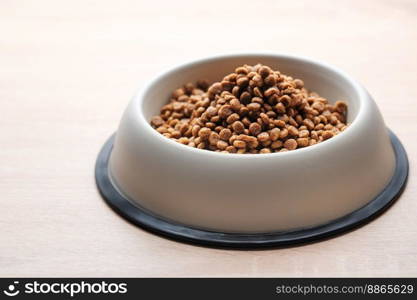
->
<box><xmin>150</xmin><ymin>64</ymin><xmax>348</xmax><ymax>154</ymax></box>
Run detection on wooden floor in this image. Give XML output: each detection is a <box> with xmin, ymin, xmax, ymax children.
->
<box><xmin>1</xmin><ymin>0</ymin><xmax>416</xmax><ymax>277</ymax></box>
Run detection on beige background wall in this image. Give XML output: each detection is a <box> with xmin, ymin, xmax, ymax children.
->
<box><xmin>1</xmin><ymin>0</ymin><xmax>416</xmax><ymax>276</ymax></box>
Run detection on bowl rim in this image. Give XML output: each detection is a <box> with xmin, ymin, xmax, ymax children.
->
<box><xmin>131</xmin><ymin>53</ymin><xmax>369</xmax><ymax>159</ymax></box>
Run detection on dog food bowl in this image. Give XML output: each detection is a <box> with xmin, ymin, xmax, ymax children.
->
<box><xmin>95</xmin><ymin>54</ymin><xmax>408</xmax><ymax>248</ymax></box>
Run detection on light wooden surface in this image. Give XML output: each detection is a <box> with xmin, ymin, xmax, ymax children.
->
<box><xmin>1</xmin><ymin>0</ymin><xmax>416</xmax><ymax>277</ymax></box>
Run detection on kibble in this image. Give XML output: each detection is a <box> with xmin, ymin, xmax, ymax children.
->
<box><xmin>284</xmin><ymin>139</ymin><xmax>298</xmax><ymax>150</ymax></box>
<box><xmin>150</xmin><ymin>64</ymin><xmax>349</xmax><ymax>154</ymax></box>
<box><xmin>257</xmin><ymin>132</ymin><xmax>270</xmax><ymax>142</ymax></box>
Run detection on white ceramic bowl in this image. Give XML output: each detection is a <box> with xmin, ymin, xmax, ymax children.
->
<box><xmin>108</xmin><ymin>54</ymin><xmax>396</xmax><ymax>233</ymax></box>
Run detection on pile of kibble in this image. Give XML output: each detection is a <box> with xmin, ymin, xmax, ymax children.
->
<box><xmin>150</xmin><ymin>64</ymin><xmax>348</xmax><ymax>154</ymax></box>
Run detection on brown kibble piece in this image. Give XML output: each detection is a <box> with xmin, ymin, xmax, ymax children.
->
<box><xmin>209</xmin><ymin>132</ymin><xmax>220</xmax><ymax>145</ymax></box>
<box><xmin>287</xmin><ymin>125</ymin><xmax>299</xmax><ymax>137</ymax></box>
<box><xmin>275</xmin><ymin>119</ymin><xmax>286</xmax><ymax>128</ymax></box>
<box><xmin>196</xmin><ymin>141</ymin><xmax>206</xmax><ymax>149</ymax></box>
<box><xmin>284</xmin><ymin>139</ymin><xmax>297</xmax><ymax>150</ymax></box>
<box><xmin>207</xmin><ymin>82</ymin><xmax>222</xmax><ymax>98</ymax></box>
<box><xmin>179</xmin><ymin>137</ymin><xmax>190</xmax><ymax>144</ymax></box>
<box><xmin>298</xmin><ymin>129</ymin><xmax>309</xmax><ymax>138</ymax></box>
<box><xmin>257</xmin><ymin>132</ymin><xmax>269</xmax><ymax>142</ymax></box>
<box><xmin>232</xmin><ymin>121</ymin><xmax>245</xmax><ymax>133</ymax></box>
<box><xmin>312</xmin><ymin>102</ymin><xmax>325</xmax><ymax>112</ymax></box>
<box><xmin>206</xmin><ymin>106</ymin><xmax>217</xmax><ymax>117</ymax></box>
<box><xmin>259</xmin><ymin>148</ymin><xmax>271</xmax><ymax>154</ymax></box>
<box><xmin>270</xmin><ymin>128</ymin><xmax>280</xmax><ymax>141</ymax></box>
<box><xmin>198</xmin><ymin>127</ymin><xmax>211</xmax><ymax>140</ymax></box>
<box><xmin>334</xmin><ymin>101</ymin><xmax>348</xmax><ymax>113</ymax></box>
<box><xmin>219</xmin><ymin>128</ymin><xmax>232</xmax><ymax>141</ymax></box>
<box><xmin>191</xmin><ymin>125</ymin><xmax>201</xmax><ymax>137</ymax></box>
<box><xmin>260</xmin><ymin>113</ymin><xmax>270</xmax><ymax>125</ymax></box>
<box><xmin>259</xmin><ymin>66</ymin><xmax>271</xmax><ymax>78</ymax></box>
<box><xmin>293</xmin><ymin>79</ymin><xmax>304</xmax><ymax>89</ymax></box>
<box><xmin>236</xmin><ymin>76</ymin><xmax>249</xmax><ymax>87</ymax></box>
<box><xmin>275</xmin><ymin>102</ymin><xmax>286</xmax><ymax>114</ymax></box>
<box><xmin>230</xmin><ymin>98</ymin><xmax>241</xmax><ymax>110</ymax></box>
<box><xmin>151</xmin><ymin>116</ymin><xmax>164</xmax><ymax>127</ymax></box>
<box><xmin>226</xmin><ymin>113</ymin><xmax>240</xmax><ymax>124</ymax></box>
<box><xmin>217</xmin><ymin>140</ymin><xmax>228</xmax><ymax>150</ymax></box>
<box><xmin>172</xmin><ymin>88</ymin><xmax>185</xmax><ymax>98</ymax></box>
<box><xmin>235</xmin><ymin>66</ymin><xmax>248</xmax><ymax>74</ymax></box>
<box><xmin>171</xmin><ymin>131</ymin><xmax>181</xmax><ymax>139</ymax></box>
<box><xmin>233</xmin><ymin>140</ymin><xmax>246</xmax><ymax>149</ymax></box>
<box><xmin>218</xmin><ymin>105</ymin><xmax>233</xmax><ymax>119</ymax></box>
<box><xmin>225</xmin><ymin>145</ymin><xmax>237</xmax><ymax>153</ymax></box>
<box><xmin>303</xmin><ymin>118</ymin><xmax>315</xmax><ymax>130</ymax></box>
<box><xmin>271</xmin><ymin>140</ymin><xmax>283</xmax><ymax>149</ymax></box>
<box><xmin>297</xmin><ymin>138</ymin><xmax>309</xmax><ymax>147</ymax></box>
<box><xmin>247</xmin><ymin>102</ymin><xmax>261</xmax><ymax>111</ymax></box>
<box><xmin>279</xmin><ymin>128</ymin><xmax>288</xmax><ymax>139</ymax></box>
<box><xmin>322</xmin><ymin>130</ymin><xmax>334</xmax><ymax>140</ymax></box>
<box><xmin>264</xmin><ymin>75</ymin><xmax>276</xmax><ymax>86</ymax></box>
<box><xmin>249</xmin><ymin>122</ymin><xmax>262</xmax><ymax>136</ymax></box>
<box><xmin>240</xmin><ymin>91</ymin><xmax>251</xmax><ymax>103</ymax></box>
<box><xmin>264</xmin><ymin>87</ymin><xmax>278</xmax><ymax>98</ymax></box>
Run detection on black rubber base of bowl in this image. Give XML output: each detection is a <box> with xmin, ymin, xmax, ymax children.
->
<box><xmin>95</xmin><ymin>130</ymin><xmax>408</xmax><ymax>249</ymax></box>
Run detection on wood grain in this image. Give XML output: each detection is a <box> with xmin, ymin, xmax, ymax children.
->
<box><xmin>1</xmin><ymin>0</ymin><xmax>416</xmax><ymax>277</ymax></box>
